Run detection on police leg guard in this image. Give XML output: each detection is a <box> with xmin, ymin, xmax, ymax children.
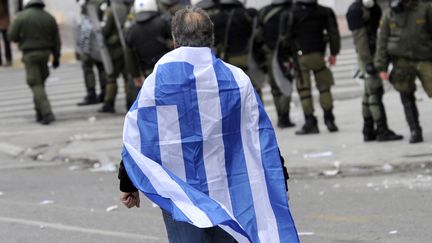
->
<box><xmin>400</xmin><ymin>92</ymin><xmax>423</xmax><ymax>143</ymax></box>
<box><xmin>363</xmin><ymin>117</ymin><xmax>376</xmax><ymax>142</ymax></box>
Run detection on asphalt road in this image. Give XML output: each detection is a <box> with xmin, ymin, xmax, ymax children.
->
<box><xmin>0</xmin><ymin>158</ymin><xmax>431</xmax><ymax>243</ymax></box>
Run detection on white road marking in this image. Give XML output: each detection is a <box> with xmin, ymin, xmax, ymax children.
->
<box><xmin>0</xmin><ymin>216</ymin><xmax>162</xmax><ymax>240</ymax></box>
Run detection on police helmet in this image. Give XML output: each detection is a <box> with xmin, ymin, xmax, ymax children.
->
<box><xmin>272</xmin><ymin>0</ymin><xmax>292</xmax><ymax>4</ymax></box>
<box><xmin>295</xmin><ymin>0</ymin><xmax>317</xmax><ymax>3</ymax></box>
<box><xmin>23</xmin><ymin>0</ymin><xmax>45</xmax><ymax>7</ymax></box>
<box><xmin>135</xmin><ymin>0</ymin><xmax>158</xmax><ymax>12</ymax></box>
<box><xmin>158</xmin><ymin>0</ymin><xmax>180</xmax><ymax>5</ymax></box>
<box><xmin>362</xmin><ymin>0</ymin><xmax>375</xmax><ymax>8</ymax></box>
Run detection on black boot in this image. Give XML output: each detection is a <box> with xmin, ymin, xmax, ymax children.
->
<box><xmin>410</xmin><ymin>128</ymin><xmax>423</xmax><ymax>144</ymax></box>
<box><xmin>40</xmin><ymin>113</ymin><xmax>56</xmax><ymax>125</ymax></box>
<box><xmin>324</xmin><ymin>110</ymin><xmax>338</xmax><ymax>132</ymax></box>
<box><xmin>98</xmin><ymin>92</ymin><xmax>105</xmax><ymax>103</ymax></box>
<box><xmin>296</xmin><ymin>115</ymin><xmax>319</xmax><ymax>135</ymax></box>
<box><xmin>376</xmin><ymin>121</ymin><xmax>404</xmax><ymax>142</ymax></box>
<box><xmin>98</xmin><ymin>102</ymin><xmax>115</xmax><ymax>113</ymax></box>
<box><xmin>77</xmin><ymin>88</ymin><xmax>99</xmax><ymax>106</ymax></box>
<box><xmin>401</xmin><ymin>93</ymin><xmax>423</xmax><ymax>144</ymax></box>
<box><xmin>35</xmin><ymin>109</ymin><xmax>43</xmax><ymax>123</ymax></box>
<box><xmin>277</xmin><ymin>115</ymin><xmax>295</xmax><ymax>128</ymax></box>
<box><xmin>363</xmin><ymin>117</ymin><xmax>376</xmax><ymax>142</ymax></box>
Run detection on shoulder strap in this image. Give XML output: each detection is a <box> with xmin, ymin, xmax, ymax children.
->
<box><xmin>263</xmin><ymin>6</ymin><xmax>284</xmax><ymax>25</ymax></box>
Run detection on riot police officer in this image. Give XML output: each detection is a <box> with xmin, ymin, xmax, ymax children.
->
<box><xmin>8</xmin><ymin>0</ymin><xmax>60</xmax><ymax>125</ymax></box>
<box><xmin>125</xmin><ymin>0</ymin><xmax>172</xmax><ymax>86</ymax></box>
<box><xmin>375</xmin><ymin>0</ymin><xmax>432</xmax><ymax>143</ymax></box>
<box><xmin>212</xmin><ymin>0</ymin><xmax>254</xmax><ymax>62</ymax></box>
<box><xmin>76</xmin><ymin>0</ymin><xmax>107</xmax><ymax>106</ymax></box>
<box><xmin>287</xmin><ymin>0</ymin><xmax>341</xmax><ymax>135</ymax></box>
<box><xmin>254</xmin><ymin>0</ymin><xmax>295</xmax><ymax>128</ymax></box>
<box><xmin>346</xmin><ymin>0</ymin><xmax>403</xmax><ymax>142</ymax></box>
<box><xmin>98</xmin><ymin>0</ymin><xmax>135</xmax><ymax>113</ymax></box>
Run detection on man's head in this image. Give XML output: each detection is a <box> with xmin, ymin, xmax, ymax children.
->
<box><xmin>171</xmin><ymin>7</ymin><xmax>214</xmax><ymax>48</ymax></box>
<box><xmin>24</xmin><ymin>0</ymin><xmax>45</xmax><ymax>8</ymax></box>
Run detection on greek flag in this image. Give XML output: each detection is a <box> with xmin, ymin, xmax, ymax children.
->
<box><xmin>122</xmin><ymin>47</ymin><xmax>299</xmax><ymax>243</ymax></box>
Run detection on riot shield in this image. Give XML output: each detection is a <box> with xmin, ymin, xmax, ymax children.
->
<box><xmin>272</xmin><ymin>40</ymin><xmax>294</xmax><ymax>96</ymax></box>
<box><xmin>86</xmin><ymin>3</ymin><xmax>114</xmax><ymax>75</ymax></box>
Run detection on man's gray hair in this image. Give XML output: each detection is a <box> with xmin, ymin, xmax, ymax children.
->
<box><xmin>171</xmin><ymin>7</ymin><xmax>214</xmax><ymax>47</ymax></box>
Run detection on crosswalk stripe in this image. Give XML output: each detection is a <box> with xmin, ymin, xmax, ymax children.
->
<box><xmin>0</xmin><ymin>50</ymin><xmax>362</xmax><ymax>122</ymax></box>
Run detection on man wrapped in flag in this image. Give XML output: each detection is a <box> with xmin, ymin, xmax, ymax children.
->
<box><xmin>118</xmin><ymin>6</ymin><xmax>299</xmax><ymax>243</ymax></box>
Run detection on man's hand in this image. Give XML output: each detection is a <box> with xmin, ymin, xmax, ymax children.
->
<box><xmin>120</xmin><ymin>191</ymin><xmax>140</xmax><ymax>208</ymax></box>
<box><xmin>134</xmin><ymin>77</ymin><xmax>143</xmax><ymax>87</ymax></box>
<box><xmin>379</xmin><ymin>71</ymin><xmax>389</xmax><ymax>81</ymax></box>
<box><xmin>328</xmin><ymin>55</ymin><xmax>337</xmax><ymax>66</ymax></box>
<box><xmin>52</xmin><ymin>59</ymin><xmax>60</xmax><ymax>69</ymax></box>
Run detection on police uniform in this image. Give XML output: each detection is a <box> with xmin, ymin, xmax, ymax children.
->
<box><xmin>8</xmin><ymin>0</ymin><xmax>60</xmax><ymax>125</ymax></box>
<box><xmin>346</xmin><ymin>0</ymin><xmax>403</xmax><ymax>142</ymax></box>
<box><xmin>212</xmin><ymin>0</ymin><xmax>254</xmax><ymax>65</ymax></box>
<box><xmin>99</xmin><ymin>0</ymin><xmax>135</xmax><ymax>113</ymax></box>
<box><xmin>375</xmin><ymin>0</ymin><xmax>432</xmax><ymax>143</ymax></box>
<box><xmin>77</xmin><ymin>0</ymin><xmax>107</xmax><ymax>106</ymax></box>
<box><xmin>288</xmin><ymin>0</ymin><xmax>340</xmax><ymax>135</ymax></box>
<box><xmin>125</xmin><ymin>0</ymin><xmax>172</xmax><ymax>81</ymax></box>
<box><xmin>255</xmin><ymin>0</ymin><xmax>295</xmax><ymax>128</ymax></box>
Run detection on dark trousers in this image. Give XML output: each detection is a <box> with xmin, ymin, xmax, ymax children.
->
<box><xmin>162</xmin><ymin>211</ymin><xmax>237</xmax><ymax>243</ymax></box>
<box><xmin>0</xmin><ymin>29</ymin><xmax>12</xmax><ymax>65</ymax></box>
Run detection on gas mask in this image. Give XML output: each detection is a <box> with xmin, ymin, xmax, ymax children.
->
<box><xmin>362</xmin><ymin>0</ymin><xmax>375</xmax><ymax>8</ymax></box>
<box><xmin>390</xmin><ymin>0</ymin><xmax>403</xmax><ymax>13</ymax></box>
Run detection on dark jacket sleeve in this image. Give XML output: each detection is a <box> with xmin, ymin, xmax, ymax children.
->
<box><xmin>125</xmin><ymin>26</ymin><xmax>141</xmax><ymax>78</ymax></box>
<box><xmin>52</xmin><ymin>18</ymin><xmax>62</xmax><ymax>62</ymax></box>
<box><xmin>326</xmin><ymin>8</ymin><xmax>341</xmax><ymax>56</ymax></box>
<box><xmin>118</xmin><ymin>160</ymin><xmax>138</xmax><ymax>192</ymax></box>
<box><xmin>374</xmin><ymin>12</ymin><xmax>390</xmax><ymax>72</ymax></box>
<box><xmin>279</xmin><ymin>149</ymin><xmax>290</xmax><ymax>191</ymax></box>
<box><xmin>346</xmin><ymin>6</ymin><xmax>373</xmax><ymax>64</ymax></box>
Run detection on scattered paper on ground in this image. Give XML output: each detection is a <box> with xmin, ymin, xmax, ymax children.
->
<box><xmin>106</xmin><ymin>205</ymin><xmax>118</xmax><ymax>212</ymax></box>
<box><xmin>304</xmin><ymin>151</ymin><xmax>333</xmax><ymax>159</ymax></box>
<box><xmin>298</xmin><ymin>232</ymin><xmax>315</xmax><ymax>236</ymax></box>
<box><xmin>39</xmin><ymin>200</ymin><xmax>54</xmax><ymax>205</ymax></box>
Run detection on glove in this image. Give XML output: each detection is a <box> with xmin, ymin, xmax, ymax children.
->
<box><xmin>52</xmin><ymin>59</ymin><xmax>60</xmax><ymax>69</ymax></box>
<box><xmin>365</xmin><ymin>63</ymin><xmax>377</xmax><ymax>75</ymax></box>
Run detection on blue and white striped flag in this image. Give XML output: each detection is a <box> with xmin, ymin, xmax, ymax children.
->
<box><xmin>122</xmin><ymin>47</ymin><xmax>299</xmax><ymax>243</ymax></box>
